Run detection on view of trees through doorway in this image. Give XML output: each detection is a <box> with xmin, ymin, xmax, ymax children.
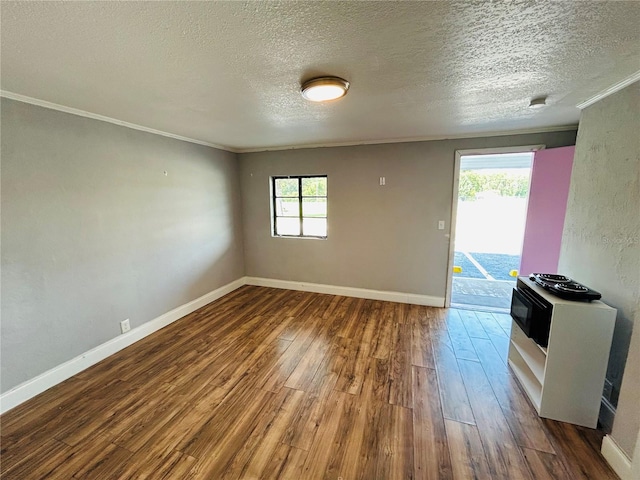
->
<box><xmin>451</xmin><ymin>152</ymin><xmax>534</xmax><ymax>311</ymax></box>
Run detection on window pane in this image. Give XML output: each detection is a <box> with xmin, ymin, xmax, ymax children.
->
<box><xmin>276</xmin><ymin>217</ymin><xmax>301</xmax><ymax>236</ymax></box>
<box><xmin>302</xmin><ymin>217</ymin><xmax>327</xmax><ymax>237</ymax></box>
<box><xmin>275</xmin><ymin>198</ymin><xmax>300</xmax><ymax>217</ymax></box>
<box><xmin>302</xmin><ymin>197</ymin><xmax>327</xmax><ymax>217</ymax></box>
<box><xmin>275</xmin><ymin>178</ymin><xmax>298</xmax><ymax>197</ymax></box>
<box><xmin>302</xmin><ymin>177</ymin><xmax>327</xmax><ymax>197</ymax></box>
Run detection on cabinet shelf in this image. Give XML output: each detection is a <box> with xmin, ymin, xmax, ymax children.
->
<box><xmin>508</xmin><ymin>348</ymin><xmax>542</xmax><ymax>410</ymax></box>
<box><xmin>510</xmin><ymin>328</ymin><xmax>546</xmax><ymax>385</ymax></box>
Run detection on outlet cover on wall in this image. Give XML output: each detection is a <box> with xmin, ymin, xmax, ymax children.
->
<box><xmin>120</xmin><ymin>319</ymin><xmax>131</xmax><ymax>334</ymax></box>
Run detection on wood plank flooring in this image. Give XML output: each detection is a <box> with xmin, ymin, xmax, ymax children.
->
<box><xmin>0</xmin><ymin>286</ymin><xmax>619</xmax><ymax>479</ymax></box>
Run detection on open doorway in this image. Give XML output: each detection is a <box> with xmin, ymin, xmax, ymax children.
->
<box><xmin>448</xmin><ymin>150</ymin><xmax>535</xmax><ymax>312</ymax></box>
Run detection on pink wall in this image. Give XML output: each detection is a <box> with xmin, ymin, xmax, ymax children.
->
<box><xmin>519</xmin><ymin>146</ymin><xmax>575</xmax><ymax>276</ymax></box>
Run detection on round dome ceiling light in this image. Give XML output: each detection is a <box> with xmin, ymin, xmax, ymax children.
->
<box><xmin>301</xmin><ymin>76</ymin><xmax>350</xmax><ymax>102</ymax></box>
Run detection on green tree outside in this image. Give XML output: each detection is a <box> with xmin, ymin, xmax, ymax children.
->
<box><xmin>458</xmin><ymin>171</ymin><xmax>529</xmax><ymax>200</ymax></box>
<box><xmin>275</xmin><ymin>177</ymin><xmax>327</xmax><ymax>197</ymax></box>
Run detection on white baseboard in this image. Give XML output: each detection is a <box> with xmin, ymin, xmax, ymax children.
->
<box><xmin>245</xmin><ymin>276</ymin><xmax>445</xmax><ymax>307</ymax></box>
<box><xmin>0</xmin><ymin>277</ymin><xmax>245</xmax><ymax>414</ymax></box>
<box><xmin>1</xmin><ymin>276</ymin><xmax>444</xmax><ymax>414</ymax></box>
<box><xmin>602</xmin><ymin>435</ymin><xmax>632</xmax><ymax>480</ymax></box>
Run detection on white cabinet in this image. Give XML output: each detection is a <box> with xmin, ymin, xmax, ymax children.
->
<box><xmin>508</xmin><ymin>277</ymin><xmax>617</xmax><ymax>428</ymax></box>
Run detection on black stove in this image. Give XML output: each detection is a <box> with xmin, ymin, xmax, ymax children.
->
<box><xmin>529</xmin><ymin>273</ymin><xmax>602</xmax><ymax>301</ymax></box>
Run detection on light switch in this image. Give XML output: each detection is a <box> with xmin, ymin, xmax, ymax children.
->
<box><xmin>438</xmin><ymin>220</ymin><xmax>445</xmax><ymax>230</ymax></box>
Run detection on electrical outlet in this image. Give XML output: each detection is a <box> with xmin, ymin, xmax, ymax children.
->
<box><xmin>120</xmin><ymin>319</ymin><xmax>131</xmax><ymax>334</ymax></box>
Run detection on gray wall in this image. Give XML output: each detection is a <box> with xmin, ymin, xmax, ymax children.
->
<box><xmin>240</xmin><ymin>131</ymin><xmax>577</xmax><ymax>299</ymax></box>
<box><xmin>1</xmin><ymin>98</ymin><xmax>245</xmax><ymax>393</ymax></box>
<box><xmin>559</xmin><ymin>82</ymin><xmax>640</xmax><ymax>457</ymax></box>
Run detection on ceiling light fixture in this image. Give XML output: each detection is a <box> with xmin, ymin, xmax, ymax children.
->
<box><xmin>301</xmin><ymin>76</ymin><xmax>349</xmax><ymax>102</ymax></box>
<box><xmin>529</xmin><ymin>96</ymin><xmax>547</xmax><ymax>108</ymax></box>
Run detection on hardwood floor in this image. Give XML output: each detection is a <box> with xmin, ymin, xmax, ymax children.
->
<box><xmin>0</xmin><ymin>286</ymin><xmax>619</xmax><ymax>479</ymax></box>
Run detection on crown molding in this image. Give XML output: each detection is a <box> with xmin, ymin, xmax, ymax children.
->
<box><xmin>0</xmin><ymin>90</ymin><xmax>239</xmax><ymax>153</ymax></box>
<box><xmin>576</xmin><ymin>70</ymin><xmax>640</xmax><ymax>110</ymax></box>
<box><xmin>235</xmin><ymin>125</ymin><xmax>578</xmax><ymax>153</ymax></box>
<box><xmin>1</xmin><ymin>90</ymin><xmax>578</xmax><ymax>155</ymax></box>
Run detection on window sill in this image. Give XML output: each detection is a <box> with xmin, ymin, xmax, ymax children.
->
<box><xmin>272</xmin><ymin>235</ymin><xmax>327</xmax><ymax>240</ymax></box>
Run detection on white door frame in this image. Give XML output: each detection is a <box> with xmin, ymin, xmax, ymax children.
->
<box><xmin>444</xmin><ymin>144</ymin><xmax>546</xmax><ymax>307</ymax></box>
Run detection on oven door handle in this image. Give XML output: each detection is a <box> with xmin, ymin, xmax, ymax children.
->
<box><xmin>516</xmin><ymin>285</ymin><xmax>550</xmax><ymax>310</ymax></box>
<box><xmin>512</xmin><ymin>288</ymin><xmax>532</xmax><ymax>310</ymax></box>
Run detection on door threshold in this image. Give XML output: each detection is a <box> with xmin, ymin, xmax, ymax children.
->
<box><xmin>450</xmin><ymin>302</ymin><xmax>509</xmax><ymax>314</ymax></box>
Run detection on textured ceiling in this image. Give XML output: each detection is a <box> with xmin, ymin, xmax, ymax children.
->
<box><xmin>1</xmin><ymin>1</ymin><xmax>639</xmax><ymax>151</ymax></box>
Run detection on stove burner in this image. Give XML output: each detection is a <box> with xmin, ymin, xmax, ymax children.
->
<box><xmin>535</xmin><ymin>273</ymin><xmax>571</xmax><ymax>283</ymax></box>
<box><xmin>529</xmin><ymin>273</ymin><xmax>602</xmax><ymax>301</ymax></box>
<box><xmin>555</xmin><ymin>283</ymin><xmax>589</xmax><ymax>293</ymax></box>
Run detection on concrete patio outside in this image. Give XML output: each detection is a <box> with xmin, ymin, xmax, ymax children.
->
<box><xmin>451</xmin><ymin>276</ymin><xmax>515</xmax><ymax>312</ymax></box>
<box><xmin>451</xmin><ymin>182</ymin><xmax>529</xmax><ymax>312</ymax></box>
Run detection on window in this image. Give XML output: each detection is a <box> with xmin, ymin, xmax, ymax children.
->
<box><xmin>272</xmin><ymin>176</ymin><xmax>327</xmax><ymax>238</ymax></box>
